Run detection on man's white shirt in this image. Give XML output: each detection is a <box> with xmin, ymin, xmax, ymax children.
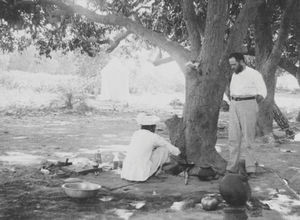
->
<box><xmin>121</xmin><ymin>129</ymin><xmax>180</xmax><ymax>181</ymax></box>
<box><xmin>230</xmin><ymin>66</ymin><xmax>267</xmax><ymax>98</ymax></box>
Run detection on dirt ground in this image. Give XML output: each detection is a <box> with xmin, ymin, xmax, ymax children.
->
<box><xmin>0</xmin><ymin>110</ymin><xmax>300</xmax><ymax>220</ymax></box>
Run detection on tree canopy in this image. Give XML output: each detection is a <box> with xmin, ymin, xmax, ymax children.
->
<box><xmin>1</xmin><ymin>0</ymin><xmax>298</xmax><ymax>74</ymax></box>
<box><xmin>0</xmin><ymin>0</ymin><xmax>109</xmax><ymax>57</ymax></box>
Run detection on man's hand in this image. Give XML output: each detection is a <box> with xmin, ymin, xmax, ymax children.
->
<box><xmin>256</xmin><ymin>95</ymin><xmax>264</xmax><ymax>104</ymax></box>
<box><xmin>171</xmin><ymin>147</ymin><xmax>181</xmax><ymax>156</ymax></box>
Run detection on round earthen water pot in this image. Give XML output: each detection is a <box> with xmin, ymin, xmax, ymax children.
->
<box><xmin>219</xmin><ymin>174</ymin><xmax>251</xmax><ymax>206</ymax></box>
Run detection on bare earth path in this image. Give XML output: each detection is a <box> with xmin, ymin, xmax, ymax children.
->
<box><xmin>0</xmin><ymin>112</ymin><xmax>300</xmax><ymax>219</ymax></box>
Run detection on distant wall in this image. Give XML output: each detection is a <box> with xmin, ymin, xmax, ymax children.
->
<box><xmin>276</xmin><ymin>73</ymin><xmax>300</xmax><ymax>92</ymax></box>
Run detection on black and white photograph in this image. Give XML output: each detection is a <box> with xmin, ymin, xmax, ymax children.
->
<box><xmin>0</xmin><ymin>0</ymin><xmax>300</xmax><ymax>219</ymax></box>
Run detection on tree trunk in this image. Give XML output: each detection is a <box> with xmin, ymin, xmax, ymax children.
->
<box><xmin>184</xmin><ymin>67</ymin><xmax>227</xmax><ymax>174</ymax></box>
<box><xmin>256</xmin><ymin>66</ymin><xmax>276</xmax><ymax>135</ymax></box>
<box><xmin>296</xmin><ymin>20</ymin><xmax>300</xmax><ymax>86</ymax></box>
<box><xmin>179</xmin><ymin>0</ymin><xmax>229</xmax><ymax>174</ymax></box>
<box><xmin>255</xmin><ymin>0</ymin><xmax>295</xmax><ymax>136</ymax></box>
<box><xmin>254</xmin><ymin>2</ymin><xmax>274</xmax><ymax>136</ymax></box>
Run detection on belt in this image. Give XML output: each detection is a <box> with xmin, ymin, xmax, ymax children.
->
<box><xmin>231</xmin><ymin>96</ymin><xmax>256</xmax><ymax>101</ymax></box>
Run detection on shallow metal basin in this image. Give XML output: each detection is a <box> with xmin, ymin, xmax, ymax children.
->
<box><xmin>62</xmin><ymin>182</ymin><xmax>101</xmax><ymax>199</ymax></box>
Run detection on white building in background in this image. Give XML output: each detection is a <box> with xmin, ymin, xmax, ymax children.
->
<box><xmin>100</xmin><ymin>58</ymin><xmax>130</xmax><ymax>101</ymax></box>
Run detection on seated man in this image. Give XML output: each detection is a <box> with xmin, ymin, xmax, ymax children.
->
<box><xmin>121</xmin><ymin>113</ymin><xmax>181</xmax><ymax>182</ymax></box>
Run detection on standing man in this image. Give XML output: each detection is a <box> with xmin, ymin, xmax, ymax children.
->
<box><xmin>227</xmin><ymin>53</ymin><xmax>267</xmax><ymax>175</ymax></box>
<box><xmin>121</xmin><ymin>113</ymin><xmax>181</xmax><ymax>182</ymax></box>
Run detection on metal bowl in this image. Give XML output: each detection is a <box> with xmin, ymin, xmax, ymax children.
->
<box><xmin>62</xmin><ymin>182</ymin><xmax>101</xmax><ymax>199</ymax></box>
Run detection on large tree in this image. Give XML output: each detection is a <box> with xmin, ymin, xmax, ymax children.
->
<box><xmin>1</xmin><ymin>0</ymin><xmax>299</xmax><ymax>174</ymax></box>
<box><xmin>246</xmin><ymin>0</ymin><xmax>298</xmax><ymax>136</ymax></box>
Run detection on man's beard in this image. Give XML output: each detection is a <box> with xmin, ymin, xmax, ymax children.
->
<box><xmin>235</xmin><ymin>64</ymin><xmax>244</xmax><ymax>74</ymax></box>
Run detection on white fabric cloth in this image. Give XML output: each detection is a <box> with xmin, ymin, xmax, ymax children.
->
<box><xmin>121</xmin><ymin>129</ymin><xmax>180</xmax><ymax>182</ymax></box>
<box><xmin>230</xmin><ymin>66</ymin><xmax>267</xmax><ymax>98</ymax></box>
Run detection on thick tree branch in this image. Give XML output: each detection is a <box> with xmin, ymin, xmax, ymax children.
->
<box><xmin>47</xmin><ymin>0</ymin><xmax>191</xmax><ymax>69</ymax></box>
<box><xmin>131</xmin><ymin>0</ymin><xmax>144</xmax><ymax>8</ymax></box>
<box><xmin>225</xmin><ymin>0</ymin><xmax>264</xmax><ymax>56</ymax></box>
<box><xmin>243</xmin><ymin>49</ymin><xmax>299</xmax><ymax>80</ymax></box>
<box><xmin>243</xmin><ymin>49</ymin><xmax>299</xmax><ymax>79</ymax></box>
<box><xmin>278</xmin><ymin>57</ymin><xmax>298</xmax><ymax>77</ymax></box>
<box><xmin>196</xmin><ymin>15</ymin><xmax>205</xmax><ymax>39</ymax></box>
<box><xmin>149</xmin><ymin>49</ymin><xmax>174</xmax><ymax>66</ymax></box>
<box><xmin>106</xmin><ymin>30</ymin><xmax>131</xmax><ymax>53</ymax></box>
<box><xmin>293</xmin><ymin>1</ymin><xmax>300</xmax><ymax>84</ymax></box>
<box><xmin>218</xmin><ymin>0</ymin><xmax>263</xmax><ymax>84</ymax></box>
<box><xmin>132</xmin><ymin>5</ymin><xmax>151</xmax><ymax>13</ymax></box>
<box><xmin>182</xmin><ymin>0</ymin><xmax>202</xmax><ymax>59</ymax></box>
<box><xmin>152</xmin><ymin>56</ymin><xmax>173</xmax><ymax>66</ymax></box>
<box><xmin>243</xmin><ymin>48</ymin><xmax>255</xmax><ymax>56</ymax></box>
<box><xmin>216</xmin><ymin>0</ymin><xmax>264</xmax><ymax>97</ymax></box>
<box><xmin>254</xmin><ymin>1</ymin><xmax>273</xmax><ymax>68</ymax></box>
<box><xmin>200</xmin><ymin>0</ymin><xmax>227</xmax><ymax>63</ymax></box>
<box><xmin>268</xmin><ymin>0</ymin><xmax>296</xmax><ymax>66</ymax></box>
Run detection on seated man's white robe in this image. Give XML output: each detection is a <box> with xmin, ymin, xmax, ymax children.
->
<box><xmin>121</xmin><ymin>129</ymin><xmax>180</xmax><ymax>182</ymax></box>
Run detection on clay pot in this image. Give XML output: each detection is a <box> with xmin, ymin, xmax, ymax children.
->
<box><xmin>219</xmin><ymin>173</ymin><xmax>251</xmax><ymax>207</ymax></box>
<box><xmin>201</xmin><ymin>196</ymin><xmax>219</xmax><ymax>211</ymax></box>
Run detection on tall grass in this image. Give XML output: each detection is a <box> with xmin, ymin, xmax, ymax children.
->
<box><xmin>0</xmin><ymin>70</ymin><xmax>79</xmax><ymax>92</ymax></box>
<box><xmin>0</xmin><ymin>70</ymin><xmax>95</xmax><ymax>111</ymax></box>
